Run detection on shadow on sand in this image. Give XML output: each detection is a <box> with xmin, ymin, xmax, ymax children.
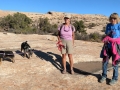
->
<box><xmin>33</xmin><ymin>49</ymin><xmax>103</xmax><ymax>82</ymax></box>
<box><xmin>15</xmin><ymin>50</ymin><xmax>29</xmax><ymax>59</ymax></box>
<box><xmin>15</xmin><ymin>50</ymin><xmax>24</xmax><ymax>57</ymax></box>
<box><xmin>34</xmin><ymin>50</ymin><xmax>63</xmax><ymax>71</ymax></box>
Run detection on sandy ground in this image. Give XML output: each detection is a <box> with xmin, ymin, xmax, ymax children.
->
<box><xmin>0</xmin><ymin>32</ymin><xmax>120</xmax><ymax>90</ymax></box>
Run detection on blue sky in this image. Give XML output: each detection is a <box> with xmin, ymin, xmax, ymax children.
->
<box><xmin>0</xmin><ymin>0</ymin><xmax>120</xmax><ymax>17</ymax></box>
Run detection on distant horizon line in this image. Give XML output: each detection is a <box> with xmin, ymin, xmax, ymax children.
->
<box><xmin>0</xmin><ymin>9</ymin><xmax>108</xmax><ymax>17</ymax></box>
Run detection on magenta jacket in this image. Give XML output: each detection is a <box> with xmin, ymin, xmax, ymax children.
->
<box><xmin>102</xmin><ymin>36</ymin><xmax>120</xmax><ymax>65</ymax></box>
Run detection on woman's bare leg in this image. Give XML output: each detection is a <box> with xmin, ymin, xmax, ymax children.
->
<box><xmin>62</xmin><ymin>54</ymin><xmax>66</xmax><ymax>73</ymax></box>
<box><xmin>68</xmin><ymin>54</ymin><xmax>74</xmax><ymax>74</ymax></box>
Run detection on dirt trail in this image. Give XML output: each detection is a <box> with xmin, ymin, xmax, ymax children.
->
<box><xmin>0</xmin><ymin>32</ymin><xmax>120</xmax><ymax>90</ymax></box>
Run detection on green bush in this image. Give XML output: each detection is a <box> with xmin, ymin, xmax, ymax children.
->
<box><xmin>38</xmin><ymin>18</ymin><xmax>57</xmax><ymax>34</ymax></box>
<box><xmin>0</xmin><ymin>12</ymin><xmax>33</xmax><ymax>34</ymax></box>
<box><xmin>88</xmin><ymin>23</ymin><xmax>96</xmax><ymax>29</ymax></box>
<box><xmin>101</xmin><ymin>26</ymin><xmax>106</xmax><ymax>32</ymax></box>
<box><xmin>73</xmin><ymin>20</ymin><xmax>87</xmax><ymax>34</ymax></box>
<box><xmin>89</xmin><ymin>32</ymin><xmax>102</xmax><ymax>42</ymax></box>
<box><xmin>75</xmin><ymin>33</ymin><xmax>89</xmax><ymax>41</ymax></box>
<box><xmin>0</xmin><ymin>14</ymin><xmax>58</xmax><ymax>34</ymax></box>
<box><xmin>75</xmin><ymin>31</ymin><xmax>104</xmax><ymax>42</ymax></box>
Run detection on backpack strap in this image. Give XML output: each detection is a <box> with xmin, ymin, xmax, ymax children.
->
<box><xmin>58</xmin><ymin>24</ymin><xmax>64</xmax><ymax>36</ymax></box>
<box><xmin>60</xmin><ymin>24</ymin><xmax>64</xmax><ymax>32</ymax></box>
<box><xmin>60</xmin><ymin>23</ymin><xmax>74</xmax><ymax>31</ymax></box>
<box><xmin>59</xmin><ymin>24</ymin><xmax>74</xmax><ymax>36</ymax></box>
<box><xmin>71</xmin><ymin>25</ymin><xmax>74</xmax><ymax>32</ymax></box>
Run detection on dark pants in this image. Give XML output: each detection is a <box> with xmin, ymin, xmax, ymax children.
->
<box><xmin>102</xmin><ymin>48</ymin><xmax>119</xmax><ymax>80</ymax></box>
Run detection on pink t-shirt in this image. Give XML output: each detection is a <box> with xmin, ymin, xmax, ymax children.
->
<box><xmin>58</xmin><ymin>24</ymin><xmax>75</xmax><ymax>40</ymax></box>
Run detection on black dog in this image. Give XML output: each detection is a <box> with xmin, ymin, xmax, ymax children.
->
<box><xmin>0</xmin><ymin>51</ymin><xmax>15</xmax><ymax>64</ymax></box>
<box><xmin>21</xmin><ymin>41</ymin><xmax>33</xmax><ymax>59</ymax></box>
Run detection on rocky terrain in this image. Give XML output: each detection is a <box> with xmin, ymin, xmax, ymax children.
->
<box><xmin>0</xmin><ymin>10</ymin><xmax>111</xmax><ymax>34</ymax></box>
<box><xmin>0</xmin><ymin>10</ymin><xmax>120</xmax><ymax>90</ymax></box>
<box><xmin>0</xmin><ymin>32</ymin><xmax>120</xmax><ymax>90</ymax></box>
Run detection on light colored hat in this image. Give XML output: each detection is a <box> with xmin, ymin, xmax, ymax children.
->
<box><xmin>64</xmin><ymin>14</ymin><xmax>71</xmax><ymax>19</ymax></box>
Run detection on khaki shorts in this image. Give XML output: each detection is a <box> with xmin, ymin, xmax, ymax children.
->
<box><xmin>61</xmin><ymin>39</ymin><xmax>73</xmax><ymax>54</ymax></box>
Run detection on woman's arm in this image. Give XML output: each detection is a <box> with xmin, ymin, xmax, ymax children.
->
<box><xmin>72</xmin><ymin>31</ymin><xmax>75</xmax><ymax>46</ymax></box>
<box><xmin>72</xmin><ymin>25</ymin><xmax>75</xmax><ymax>46</ymax></box>
<box><xmin>57</xmin><ymin>31</ymin><xmax>61</xmax><ymax>41</ymax></box>
<box><xmin>105</xmin><ymin>24</ymin><xmax>111</xmax><ymax>36</ymax></box>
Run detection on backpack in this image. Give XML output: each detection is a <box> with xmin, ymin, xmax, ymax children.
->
<box><xmin>59</xmin><ymin>23</ymin><xmax>74</xmax><ymax>36</ymax></box>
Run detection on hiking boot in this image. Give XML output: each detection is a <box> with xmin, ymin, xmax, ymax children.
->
<box><xmin>109</xmin><ymin>79</ymin><xmax>117</xmax><ymax>85</ymax></box>
<box><xmin>99</xmin><ymin>76</ymin><xmax>106</xmax><ymax>83</ymax></box>
<box><xmin>70</xmin><ymin>70</ymin><xmax>74</xmax><ymax>75</ymax></box>
<box><xmin>62</xmin><ymin>70</ymin><xmax>66</xmax><ymax>74</ymax></box>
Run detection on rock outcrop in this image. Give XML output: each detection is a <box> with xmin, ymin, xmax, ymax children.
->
<box><xmin>0</xmin><ymin>10</ymin><xmax>120</xmax><ymax>34</ymax></box>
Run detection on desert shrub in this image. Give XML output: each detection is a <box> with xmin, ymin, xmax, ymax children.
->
<box><xmin>0</xmin><ymin>12</ymin><xmax>32</xmax><ymax>30</ymax></box>
<box><xmin>73</xmin><ymin>20</ymin><xmax>87</xmax><ymax>34</ymax></box>
<box><xmin>88</xmin><ymin>23</ymin><xmax>96</xmax><ymax>29</ymax></box>
<box><xmin>52</xmin><ymin>24</ymin><xmax>57</xmax><ymax>28</ymax></box>
<box><xmin>0</xmin><ymin>16</ymin><xmax>58</xmax><ymax>34</ymax></box>
<box><xmin>101</xmin><ymin>34</ymin><xmax>106</xmax><ymax>40</ymax></box>
<box><xmin>89</xmin><ymin>32</ymin><xmax>102</xmax><ymax>42</ymax></box>
<box><xmin>75</xmin><ymin>33</ymin><xmax>89</xmax><ymax>41</ymax></box>
<box><xmin>101</xmin><ymin>26</ymin><xmax>106</xmax><ymax>32</ymax></box>
<box><xmin>38</xmin><ymin>18</ymin><xmax>58</xmax><ymax>35</ymax></box>
<box><xmin>75</xmin><ymin>31</ymin><xmax>104</xmax><ymax>42</ymax></box>
<box><xmin>0</xmin><ymin>12</ymin><xmax>33</xmax><ymax>34</ymax></box>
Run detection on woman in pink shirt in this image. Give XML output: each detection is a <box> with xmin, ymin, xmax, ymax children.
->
<box><xmin>57</xmin><ymin>14</ymin><xmax>75</xmax><ymax>74</ymax></box>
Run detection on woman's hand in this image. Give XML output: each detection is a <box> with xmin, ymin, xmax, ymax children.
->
<box><xmin>59</xmin><ymin>40</ymin><xmax>62</xmax><ymax>45</ymax></box>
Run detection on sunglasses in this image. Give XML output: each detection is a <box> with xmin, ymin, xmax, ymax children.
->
<box><xmin>110</xmin><ymin>18</ymin><xmax>116</xmax><ymax>20</ymax></box>
<box><xmin>64</xmin><ymin>26</ymin><xmax>70</xmax><ymax>32</ymax></box>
